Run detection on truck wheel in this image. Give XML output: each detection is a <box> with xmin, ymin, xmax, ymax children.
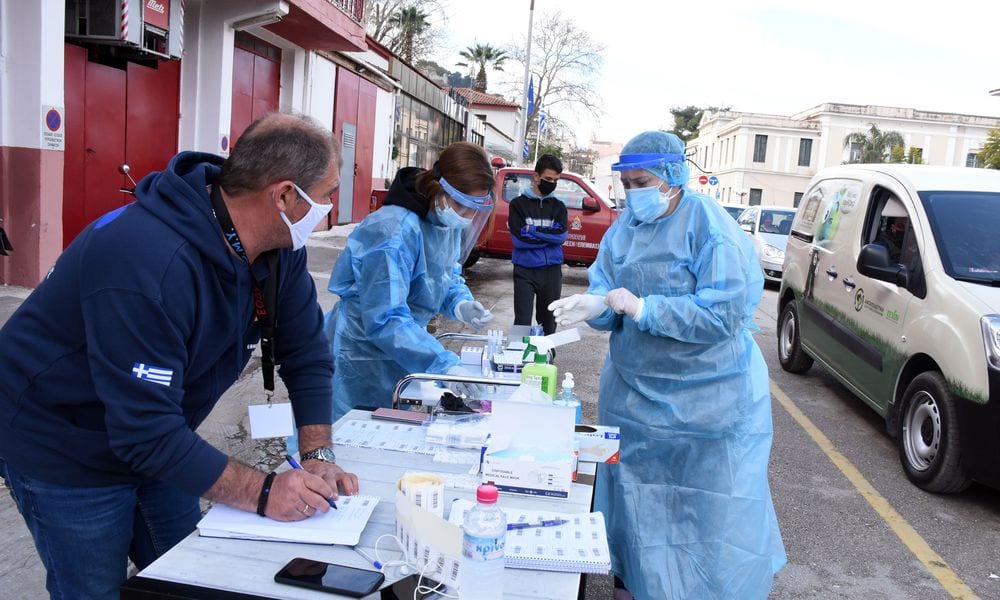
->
<box><xmin>778</xmin><ymin>302</ymin><xmax>813</xmax><ymax>374</ymax></box>
<box><xmin>896</xmin><ymin>372</ymin><xmax>970</xmax><ymax>493</ymax></box>
<box><xmin>462</xmin><ymin>253</ymin><xmax>479</xmax><ymax>269</ymax></box>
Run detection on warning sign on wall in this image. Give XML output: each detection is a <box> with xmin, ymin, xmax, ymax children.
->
<box><xmin>41</xmin><ymin>105</ymin><xmax>65</xmax><ymax>151</ymax></box>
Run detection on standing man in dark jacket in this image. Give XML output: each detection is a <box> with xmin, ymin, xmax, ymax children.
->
<box><xmin>0</xmin><ymin>112</ymin><xmax>359</xmax><ymax>599</ymax></box>
<box><xmin>509</xmin><ymin>154</ymin><xmax>568</xmax><ymax>335</ymax></box>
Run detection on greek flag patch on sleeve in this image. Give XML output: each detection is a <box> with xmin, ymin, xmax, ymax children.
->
<box><xmin>132</xmin><ymin>363</ymin><xmax>174</xmax><ymax>386</ymax></box>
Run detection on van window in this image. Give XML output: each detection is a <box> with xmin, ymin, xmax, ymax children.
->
<box><xmin>865</xmin><ymin>192</ymin><xmax>915</xmax><ymax>266</ymax></box>
<box><xmin>920</xmin><ymin>190</ymin><xmax>1000</xmax><ymax>282</ymax></box>
<box><xmin>792</xmin><ymin>178</ymin><xmax>862</xmax><ymax>247</ymax></box>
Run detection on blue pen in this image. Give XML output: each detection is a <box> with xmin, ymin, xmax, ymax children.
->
<box><xmin>478</xmin><ymin>434</ymin><xmax>492</xmax><ymax>475</ymax></box>
<box><xmin>507</xmin><ymin>518</ymin><xmax>569</xmax><ymax>531</ymax></box>
<box><xmin>285</xmin><ymin>454</ymin><xmax>338</xmax><ymax>510</ymax></box>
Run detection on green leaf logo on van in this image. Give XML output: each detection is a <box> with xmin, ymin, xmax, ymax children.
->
<box><xmin>854</xmin><ymin>289</ymin><xmax>864</xmax><ymax>312</ymax></box>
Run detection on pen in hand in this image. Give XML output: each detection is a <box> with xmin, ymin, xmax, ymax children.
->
<box><xmin>285</xmin><ymin>454</ymin><xmax>338</xmax><ymax>510</ymax></box>
<box><xmin>507</xmin><ymin>518</ymin><xmax>569</xmax><ymax>531</ymax></box>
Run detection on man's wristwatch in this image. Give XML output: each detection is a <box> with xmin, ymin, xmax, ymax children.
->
<box><xmin>300</xmin><ymin>446</ymin><xmax>337</xmax><ymax>463</ymax></box>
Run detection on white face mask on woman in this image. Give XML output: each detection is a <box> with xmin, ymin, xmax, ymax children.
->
<box><xmin>281</xmin><ymin>184</ymin><xmax>333</xmax><ymax>250</ymax></box>
<box><xmin>433</xmin><ymin>195</ymin><xmax>473</xmax><ymax>229</ymax></box>
<box><xmin>624</xmin><ymin>184</ymin><xmax>681</xmax><ymax>222</ymax></box>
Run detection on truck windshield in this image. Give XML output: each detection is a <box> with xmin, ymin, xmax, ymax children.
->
<box><xmin>920</xmin><ymin>190</ymin><xmax>1000</xmax><ymax>283</ymax></box>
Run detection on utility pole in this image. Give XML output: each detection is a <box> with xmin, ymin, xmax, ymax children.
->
<box><xmin>515</xmin><ymin>0</ymin><xmax>535</xmax><ymax>166</ymax></box>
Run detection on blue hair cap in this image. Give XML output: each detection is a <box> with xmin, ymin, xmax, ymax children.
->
<box><xmin>611</xmin><ymin>131</ymin><xmax>690</xmax><ymax>186</ymax></box>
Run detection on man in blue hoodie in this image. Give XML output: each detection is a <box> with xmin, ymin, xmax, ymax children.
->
<box><xmin>508</xmin><ymin>154</ymin><xmax>568</xmax><ymax>335</ymax></box>
<box><xmin>0</xmin><ymin>112</ymin><xmax>358</xmax><ymax>598</ymax></box>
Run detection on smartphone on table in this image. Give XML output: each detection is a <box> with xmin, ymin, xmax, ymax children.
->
<box><xmin>380</xmin><ymin>574</ymin><xmax>445</xmax><ymax>600</ymax></box>
<box><xmin>274</xmin><ymin>557</ymin><xmax>385</xmax><ymax>597</ymax></box>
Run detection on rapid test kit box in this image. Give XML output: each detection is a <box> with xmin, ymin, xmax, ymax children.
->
<box><xmin>575</xmin><ymin>425</ymin><xmax>621</xmax><ymax>464</ymax></box>
<box><xmin>482</xmin><ymin>401</ymin><xmax>576</xmax><ymax>499</ymax></box>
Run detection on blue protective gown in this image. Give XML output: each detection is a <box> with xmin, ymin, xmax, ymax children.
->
<box><xmin>587</xmin><ymin>190</ymin><xmax>786</xmax><ymax>599</ymax></box>
<box><xmin>327</xmin><ymin>204</ymin><xmax>470</xmax><ymax>419</ymax></box>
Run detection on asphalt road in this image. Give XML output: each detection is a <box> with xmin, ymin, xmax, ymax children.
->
<box><xmin>3</xmin><ymin>233</ymin><xmax>999</xmax><ymax>599</ymax></box>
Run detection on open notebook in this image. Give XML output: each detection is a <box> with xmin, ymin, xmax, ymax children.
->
<box><xmin>447</xmin><ymin>499</ymin><xmax>611</xmax><ymax>574</ymax></box>
<box><xmin>197</xmin><ymin>495</ymin><xmax>379</xmax><ymax>545</ymax></box>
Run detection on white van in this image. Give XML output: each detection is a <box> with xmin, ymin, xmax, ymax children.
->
<box><xmin>777</xmin><ymin>164</ymin><xmax>1000</xmax><ymax>493</ymax></box>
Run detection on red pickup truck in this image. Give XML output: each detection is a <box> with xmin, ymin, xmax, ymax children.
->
<box><xmin>467</xmin><ymin>168</ymin><xmax>618</xmax><ymax>267</ymax></box>
<box><xmin>369</xmin><ymin>168</ymin><xmax>619</xmax><ymax>267</ymax></box>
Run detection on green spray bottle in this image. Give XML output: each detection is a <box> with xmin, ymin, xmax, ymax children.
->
<box><xmin>520</xmin><ymin>336</ymin><xmax>558</xmax><ymax>399</ymax></box>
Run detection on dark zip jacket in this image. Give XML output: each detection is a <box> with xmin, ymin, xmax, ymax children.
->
<box><xmin>508</xmin><ymin>190</ymin><xmax>568</xmax><ymax>268</ymax></box>
<box><xmin>0</xmin><ymin>152</ymin><xmax>332</xmax><ymax>496</ymax></box>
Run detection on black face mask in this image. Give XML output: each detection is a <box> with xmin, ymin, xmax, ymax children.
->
<box><xmin>537</xmin><ymin>179</ymin><xmax>557</xmax><ymax>196</ymax></box>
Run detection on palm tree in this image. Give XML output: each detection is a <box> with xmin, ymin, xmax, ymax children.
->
<box><xmin>389</xmin><ymin>7</ymin><xmax>429</xmax><ymax>63</ymax></box>
<box><xmin>843</xmin><ymin>123</ymin><xmax>905</xmax><ymax>164</ymax></box>
<box><xmin>457</xmin><ymin>43</ymin><xmax>508</xmax><ymax>92</ymax></box>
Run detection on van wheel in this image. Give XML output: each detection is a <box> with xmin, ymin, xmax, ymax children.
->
<box><xmin>896</xmin><ymin>372</ymin><xmax>970</xmax><ymax>493</ymax></box>
<box><xmin>778</xmin><ymin>302</ymin><xmax>813</xmax><ymax>374</ymax></box>
<box><xmin>462</xmin><ymin>253</ymin><xmax>480</xmax><ymax>269</ymax></box>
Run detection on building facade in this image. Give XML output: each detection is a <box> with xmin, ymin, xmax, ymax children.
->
<box><xmin>0</xmin><ymin>0</ymin><xmax>480</xmax><ymax>287</ymax></box>
<box><xmin>689</xmin><ymin>103</ymin><xmax>999</xmax><ymax>210</ymax></box>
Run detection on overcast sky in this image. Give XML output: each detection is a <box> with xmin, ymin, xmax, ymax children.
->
<box><xmin>430</xmin><ymin>0</ymin><xmax>999</xmax><ymax>146</ymax></box>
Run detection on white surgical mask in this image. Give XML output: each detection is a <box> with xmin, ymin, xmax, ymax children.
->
<box><xmin>625</xmin><ymin>185</ymin><xmax>681</xmax><ymax>222</ymax></box>
<box><xmin>280</xmin><ymin>184</ymin><xmax>333</xmax><ymax>250</ymax></box>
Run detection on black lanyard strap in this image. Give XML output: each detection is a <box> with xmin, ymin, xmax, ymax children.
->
<box><xmin>210</xmin><ymin>184</ymin><xmax>279</xmax><ymax>396</ymax></box>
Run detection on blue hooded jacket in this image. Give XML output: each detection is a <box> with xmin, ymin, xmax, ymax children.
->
<box><xmin>0</xmin><ymin>152</ymin><xmax>333</xmax><ymax>496</ymax></box>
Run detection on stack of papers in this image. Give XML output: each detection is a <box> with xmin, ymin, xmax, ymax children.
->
<box><xmin>197</xmin><ymin>495</ymin><xmax>379</xmax><ymax>545</ymax></box>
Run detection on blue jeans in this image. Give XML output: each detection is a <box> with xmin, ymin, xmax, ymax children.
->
<box><xmin>1</xmin><ymin>458</ymin><xmax>200</xmax><ymax>600</ymax></box>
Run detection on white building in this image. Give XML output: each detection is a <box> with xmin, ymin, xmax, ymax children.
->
<box><xmin>689</xmin><ymin>103</ymin><xmax>999</xmax><ymax>209</ymax></box>
<box><xmin>451</xmin><ymin>88</ymin><xmax>521</xmax><ymax>161</ymax></box>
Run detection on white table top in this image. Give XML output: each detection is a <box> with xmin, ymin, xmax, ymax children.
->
<box><xmin>132</xmin><ymin>409</ymin><xmax>597</xmax><ymax>599</ymax></box>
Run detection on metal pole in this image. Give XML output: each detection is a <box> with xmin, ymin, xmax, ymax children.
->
<box><xmin>515</xmin><ymin>0</ymin><xmax>535</xmax><ymax>167</ymax></box>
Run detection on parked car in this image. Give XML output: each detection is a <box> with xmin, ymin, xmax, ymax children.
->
<box><xmin>735</xmin><ymin>205</ymin><xmax>796</xmax><ymax>282</ymax></box>
<box><xmin>719</xmin><ymin>202</ymin><xmax>748</xmax><ymax>219</ymax></box>
<box><xmin>468</xmin><ymin>168</ymin><xmax>619</xmax><ymax>267</ymax></box>
<box><xmin>777</xmin><ymin>164</ymin><xmax>1000</xmax><ymax>493</ymax></box>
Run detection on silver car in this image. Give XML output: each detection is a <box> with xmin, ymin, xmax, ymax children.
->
<box><xmin>736</xmin><ymin>206</ymin><xmax>796</xmax><ymax>282</ymax></box>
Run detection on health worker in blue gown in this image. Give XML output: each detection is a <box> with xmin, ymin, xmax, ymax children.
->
<box><xmin>549</xmin><ymin>131</ymin><xmax>786</xmax><ymax>599</ymax></box>
<box><xmin>327</xmin><ymin>142</ymin><xmax>495</xmax><ymax>419</ymax></box>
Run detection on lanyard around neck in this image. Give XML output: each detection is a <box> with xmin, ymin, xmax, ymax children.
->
<box><xmin>209</xmin><ymin>184</ymin><xmax>279</xmax><ymax>398</ymax></box>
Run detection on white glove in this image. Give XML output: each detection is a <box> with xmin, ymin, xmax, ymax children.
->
<box><xmin>455</xmin><ymin>300</ymin><xmax>493</xmax><ymax>330</ymax></box>
<box><xmin>606</xmin><ymin>288</ymin><xmax>645</xmax><ymax>320</ymax></box>
<box><xmin>445</xmin><ymin>365</ymin><xmax>484</xmax><ymax>399</ymax></box>
<box><xmin>547</xmin><ymin>294</ymin><xmax>607</xmax><ymax>326</ymax></box>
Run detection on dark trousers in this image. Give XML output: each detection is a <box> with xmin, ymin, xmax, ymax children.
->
<box><xmin>513</xmin><ymin>264</ymin><xmax>562</xmax><ymax>335</ymax></box>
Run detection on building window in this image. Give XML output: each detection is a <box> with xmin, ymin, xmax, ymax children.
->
<box><xmin>967</xmin><ymin>152</ymin><xmax>981</xmax><ymax>168</ymax></box>
<box><xmin>798</xmin><ymin>139</ymin><xmax>812</xmax><ymax>167</ymax></box>
<box><xmin>749</xmin><ymin>188</ymin><xmax>763</xmax><ymax>206</ymax></box>
<box><xmin>794</xmin><ymin>192</ymin><xmax>804</xmax><ymax>207</ymax></box>
<box><xmin>909</xmin><ymin>147</ymin><xmax>923</xmax><ymax>164</ymax></box>
<box><xmin>849</xmin><ymin>142</ymin><xmax>862</xmax><ymax>163</ymax></box>
<box><xmin>753</xmin><ymin>135</ymin><xmax>767</xmax><ymax>163</ymax></box>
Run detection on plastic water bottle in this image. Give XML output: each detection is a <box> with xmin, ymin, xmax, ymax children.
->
<box><xmin>556</xmin><ymin>373</ymin><xmax>582</xmax><ymax>423</ymax></box>
<box><xmin>459</xmin><ymin>484</ymin><xmax>506</xmax><ymax>599</ymax></box>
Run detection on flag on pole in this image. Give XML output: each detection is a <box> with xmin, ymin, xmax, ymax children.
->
<box><xmin>526</xmin><ymin>77</ymin><xmax>535</xmax><ymax>118</ymax></box>
<box><xmin>538</xmin><ymin>101</ymin><xmax>547</xmax><ymax>134</ymax></box>
<box><xmin>523</xmin><ymin>140</ymin><xmax>530</xmax><ymax>159</ymax></box>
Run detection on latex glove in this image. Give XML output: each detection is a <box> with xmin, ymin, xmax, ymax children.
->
<box><xmin>547</xmin><ymin>294</ymin><xmax>607</xmax><ymax>326</ymax></box>
<box><xmin>445</xmin><ymin>365</ymin><xmax>484</xmax><ymax>399</ymax></box>
<box><xmin>606</xmin><ymin>288</ymin><xmax>645</xmax><ymax>320</ymax></box>
<box><xmin>455</xmin><ymin>300</ymin><xmax>493</xmax><ymax>330</ymax></box>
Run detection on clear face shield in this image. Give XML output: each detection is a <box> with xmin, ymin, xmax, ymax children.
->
<box><xmin>438</xmin><ymin>177</ymin><xmax>495</xmax><ymax>264</ymax></box>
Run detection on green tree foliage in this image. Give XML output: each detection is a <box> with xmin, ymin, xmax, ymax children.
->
<box><xmin>389</xmin><ymin>7</ymin><xmax>430</xmax><ymax>62</ymax></box>
<box><xmin>843</xmin><ymin>123</ymin><xmax>905</xmax><ymax>163</ymax></box>
<box><xmin>979</xmin><ymin>128</ymin><xmax>1000</xmax><ymax>169</ymax></box>
<box><xmin>457</xmin><ymin>44</ymin><xmax>509</xmax><ymax>92</ymax></box>
<box><xmin>670</xmin><ymin>106</ymin><xmax>730</xmax><ymax>142</ymax></box>
<box><xmin>366</xmin><ymin>0</ymin><xmax>443</xmax><ymax>63</ymax></box>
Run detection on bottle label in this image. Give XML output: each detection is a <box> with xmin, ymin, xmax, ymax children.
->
<box><xmin>523</xmin><ymin>374</ymin><xmax>543</xmax><ymax>388</ymax></box>
<box><xmin>462</xmin><ymin>533</ymin><xmax>505</xmax><ymax>562</ymax></box>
